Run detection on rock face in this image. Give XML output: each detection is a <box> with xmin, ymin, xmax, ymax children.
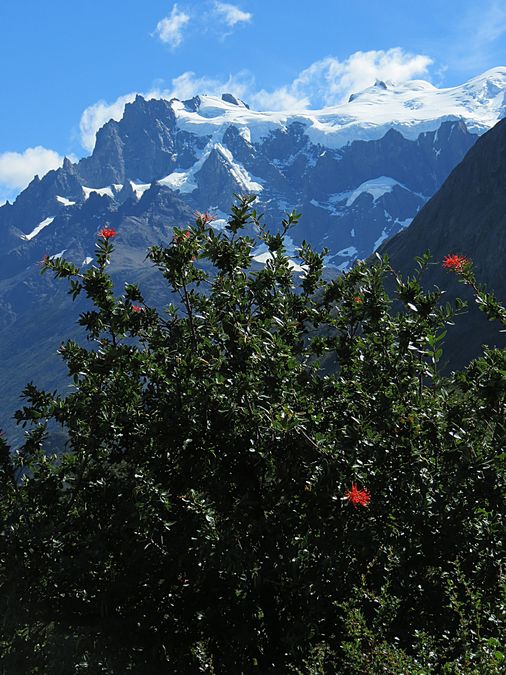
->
<box><xmin>380</xmin><ymin>118</ymin><xmax>506</xmax><ymax>368</ymax></box>
<box><xmin>0</xmin><ymin>99</ymin><xmax>479</xmax><ymax>269</ymax></box>
<box><xmin>1</xmin><ymin>69</ymin><xmax>506</xmax><ymax>435</ymax></box>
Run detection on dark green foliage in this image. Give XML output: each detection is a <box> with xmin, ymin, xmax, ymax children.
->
<box><xmin>0</xmin><ymin>198</ymin><xmax>505</xmax><ymax>673</ymax></box>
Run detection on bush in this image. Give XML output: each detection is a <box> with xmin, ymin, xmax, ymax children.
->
<box><xmin>1</xmin><ymin>197</ymin><xmax>505</xmax><ymax>673</ymax></box>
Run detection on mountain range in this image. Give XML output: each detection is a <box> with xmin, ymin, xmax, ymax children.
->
<box><xmin>1</xmin><ymin>67</ymin><xmax>506</xmax><ymax>437</ymax></box>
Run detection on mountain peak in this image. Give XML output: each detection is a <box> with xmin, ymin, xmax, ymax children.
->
<box><xmin>62</xmin><ymin>156</ymin><xmax>74</xmax><ymax>171</ymax></box>
<box><xmin>373</xmin><ymin>79</ymin><xmax>388</xmax><ymax>90</ymax></box>
<box><xmin>221</xmin><ymin>93</ymin><xmax>250</xmax><ymax>109</ymax></box>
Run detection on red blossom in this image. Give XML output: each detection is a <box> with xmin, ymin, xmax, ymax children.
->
<box><xmin>173</xmin><ymin>230</ymin><xmax>191</xmax><ymax>244</ymax></box>
<box><xmin>98</xmin><ymin>227</ymin><xmax>117</xmax><ymax>239</ymax></box>
<box><xmin>195</xmin><ymin>211</ymin><xmax>216</xmax><ymax>225</ymax></box>
<box><xmin>353</xmin><ymin>296</ymin><xmax>363</xmax><ymax>304</ymax></box>
<box><xmin>131</xmin><ymin>305</ymin><xmax>144</xmax><ymax>313</ymax></box>
<box><xmin>345</xmin><ymin>483</ymin><xmax>371</xmax><ymax>508</ymax></box>
<box><xmin>442</xmin><ymin>254</ymin><xmax>470</xmax><ymax>272</ymax></box>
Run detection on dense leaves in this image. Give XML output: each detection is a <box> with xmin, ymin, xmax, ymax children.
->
<box><xmin>1</xmin><ymin>198</ymin><xmax>505</xmax><ymax>673</ymax></box>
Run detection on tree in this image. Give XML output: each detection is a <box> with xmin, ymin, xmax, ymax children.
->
<box><xmin>1</xmin><ymin>197</ymin><xmax>505</xmax><ymax>673</ymax></box>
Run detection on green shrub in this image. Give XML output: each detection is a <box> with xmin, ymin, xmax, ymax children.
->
<box><xmin>1</xmin><ymin>197</ymin><xmax>504</xmax><ymax>673</ymax></box>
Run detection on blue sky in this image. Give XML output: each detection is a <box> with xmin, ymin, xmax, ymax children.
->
<box><xmin>1</xmin><ymin>0</ymin><xmax>505</xmax><ymax>203</ymax></box>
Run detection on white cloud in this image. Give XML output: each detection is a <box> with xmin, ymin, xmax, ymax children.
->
<box><xmin>168</xmin><ymin>70</ymin><xmax>254</xmax><ymax>100</ymax></box>
<box><xmin>78</xmin><ymin>48</ymin><xmax>433</xmax><ymax>150</ymax></box>
<box><xmin>80</xmin><ymin>93</ymin><xmax>138</xmax><ymax>152</ymax></box>
<box><xmin>0</xmin><ymin>146</ymin><xmax>65</xmax><ymax>194</ymax></box>
<box><xmin>213</xmin><ymin>2</ymin><xmax>252</xmax><ymax>27</ymax></box>
<box><xmin>253</xmin><ymin>49</ymin><xmax>433</xmax><ymax>110</ymax></box>
<box><xmin>249</xmin><ymin>86</ymin><xmax>310</xmax><ymax>111</ymax></box>
<box><xmin>153</xmin><ymin>3</ymin><xmax>190</xmax><ymax>48</ymax></box>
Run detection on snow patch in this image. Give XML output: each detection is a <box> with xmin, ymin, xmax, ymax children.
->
<box><xmin>374</xmin><ymin>228</ymin><xmax>390</xmax><ymax>250</ymax></box>
<box><xmin>56</xmin><ymin>195</ymin><xmax>76</xmax><ymax>207</ymax></box>
<box><xmin>82</xmin><ymin>185</ymin><xmax>122</xmax><ymax>200</ymax></box>
<box><xmin>252</xmin><ymin>250</ymin><xmax>307</xmax><ymax>272</ymax></box>
<box><xmin>159</xmin><ymin>142</ymin><xmax>263</xmax><ymax>194</ymax></box>
<box><xmin>346</xmin><ymin>176</ymin><xmax>400</xmax><ymax>206</ymax></box>
<box><xmin>209</xmin><ymin>218</ymin><xmax>228</xmax><ymax>231</ymax></box>
<box><xmin>82</xmin><ymin>256</ymin><xmax>93</xmax><ymax>266</ymax></box>
<box><xmin>158</xmin><ymin>143</ymin><xmax>212</xmax><ymax>193</ymax></box>
<box><xmin>337</xmin><ymin>246</ymin><xmax>358</xmax><ymax>257</ymax></box>
<box><xmin>130</xmin><ymin>181</ymin><xmax>151</xmax><ymax>200</ymax></box>
<box><xmin>20</xmin><ymin>217</ymin><xmax>54</xmax><ymax>241</ymax></box>
<box><xmin>215</xmin><ymin>144</ymin><xmax>263</xmax><ymax>192</ymax></box>
<box><xmin>373</xmin><ymin>217</ymin><xmax>413</xmax><ymax>251</ymax></box>
<box><xmin>398</xmin><ymin>217</ymin><xmax>413</xmax><ymax>229</ymax></box>
<box><xmin>251</xmin><ymin>236</ymin><xmax>307</xmax><ymax>272</ymax></box>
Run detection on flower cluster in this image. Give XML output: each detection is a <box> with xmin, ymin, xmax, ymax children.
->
<box><xmin>442</xmin><ymin>254</ymin><xmax>470</xmax><ymax>272</ymax></box>
<box><xmin>353</xmin><ymin>295</ymin><xmax>363</xmax><ymax>304</ymax></box>
<box><xmin>344</xmin><ymin>483</ymin><xmax>371</xmax><ymax>508</ymax></box>
<box><xmin>131</xmin><ymin>305</ymin><xmax>145</xmax><ymax>313</ymax></box>
<box><xmin>195</xmin><ymin>211</ymin><xmax>216</xmax><ymax>225</ymax></box>
<box><xmin>98</xmin><ymin>227</ymin><xmax>117</xmax><ymax>240</ymax></box>
<box><xmin>173</xmin><ymin>230</ymin><xmax>191</xmax><ymax>245</ymax></box>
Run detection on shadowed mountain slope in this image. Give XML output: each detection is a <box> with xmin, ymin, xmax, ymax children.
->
<box><xmin>380</xmin><ymin>118</ymin><xmax>506</xmax><ymax>368</ymax></box>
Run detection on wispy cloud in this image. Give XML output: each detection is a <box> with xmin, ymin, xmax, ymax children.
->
<box><xmin>80</xmin><ymin>94</ymin><xmax>139</xmax><ymax>152</ymax></box>
<box><xmin>250</xmin><ymin>48</ymin><xmax>433</xmax><ymax>110</ymax></box>
<box><xmin>153</xmin><ymin>3</ymin><xmax>190</xmax><ymax>48</ymax></box>
<box><xmin>78</xmin><ymin>48</ymin><xmax>433</xmax><ymax>150</ymax></box>
<box><xmin>212</xmin><ymin>2</ymin><xmax>252</xmax><ymax>27</ymax></box>
<box><xmin>442</xmin><ymin>0</ymin><xmax>506</xmax><ymax>72</ymax></box>
<box><xmin>0</xmin><ymin>146</ymin><xmax>66</xmax><ymax>195</ymax></box>
<box><xmin>168</xmin><ymin>70</ymin><xmax>254</xmax><ymax>100</ymax></box>
<box><xmin>474</xmin><ymin>0</ymin><xmax>506</xmax><ymax>43</ymax></box>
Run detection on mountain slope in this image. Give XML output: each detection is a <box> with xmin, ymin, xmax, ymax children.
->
<box><xmin>380</xmin><ymin>117</ymin><xmax>506</xmax><ymax>368</ymax></box>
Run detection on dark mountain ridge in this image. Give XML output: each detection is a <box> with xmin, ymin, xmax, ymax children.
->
<box><xmin>380</xmin><ymin>117</ymin><xmax>506</xmax><ymax>367</ymax></box>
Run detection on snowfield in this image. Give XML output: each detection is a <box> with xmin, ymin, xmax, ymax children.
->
<box><xmin>170</xmin><ymin>67</ymin><xmax>506</xmax><ymax>149</ymax></box>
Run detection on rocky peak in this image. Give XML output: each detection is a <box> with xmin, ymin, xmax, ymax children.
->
<box><xmin>374</xmin><ymin>79</ymin><xmax>388</xmax><ymax>90</ymax></box>
<box><xmin>221</xmin><ymin>93</ymin><xmax>250</xmax><ymax>109</ymax></box>
<box><xmin>182</xmin><ymin>96</ymin><xmax>201</xmax><ymax>112</ymax></box>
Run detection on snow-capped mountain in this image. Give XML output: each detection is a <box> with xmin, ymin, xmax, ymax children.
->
<box><xmin>164</xmin><ymin>66</ymin><xmax>506</xmax><ymax>146</ymax></box>
<box><xmin>3</xmin><ymin>68</ymin><xmax>506</xmax><ymax>247</ymax></box>
<box><xmin>0</xmin><ymin>67</ymin><xmax>505</xmax><ymax>434</ymax></box>
<box><xmin>5</xmin><ymin>69</ymin><xmax>506</xmax><ymax>272</ymax></box>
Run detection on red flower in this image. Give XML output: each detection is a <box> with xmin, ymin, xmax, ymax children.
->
<box><xmin>173</xmin><ymin>230</ymin><xmax>191</xmax><ymax>244</ymax></box>
<box><xmin>345</xmin><ymin>483</ymin><xmax>371</xmax><ymax>508</ymax></box>
<box><xmin>195</xmin><ymin>211</ymin><xmax>216</xmax><ymax>225</ymax></box>
<box><xmin>131</xmin><ymin>305</ymin><xmax>144</xmax><ymax>313</ymax></box>
<box><xmin>98</xmin><ymin>227</ymin><xmax>117</xmax><ymax>239</ymax></box>
<box><xmin>442</xmin><ymin>254</ymin><xmax>469</xmax><ymax>272</ymax></box>
<box><xmin>353</xmin><ymin>296</ymin><xmax>363</xmax><ymax>304</ymax></box>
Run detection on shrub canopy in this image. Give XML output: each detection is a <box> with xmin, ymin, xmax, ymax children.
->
<box><xmin>1</xmin><ymin>197</ymin><xmax>505</xmax><ymax>673</ymax></box>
